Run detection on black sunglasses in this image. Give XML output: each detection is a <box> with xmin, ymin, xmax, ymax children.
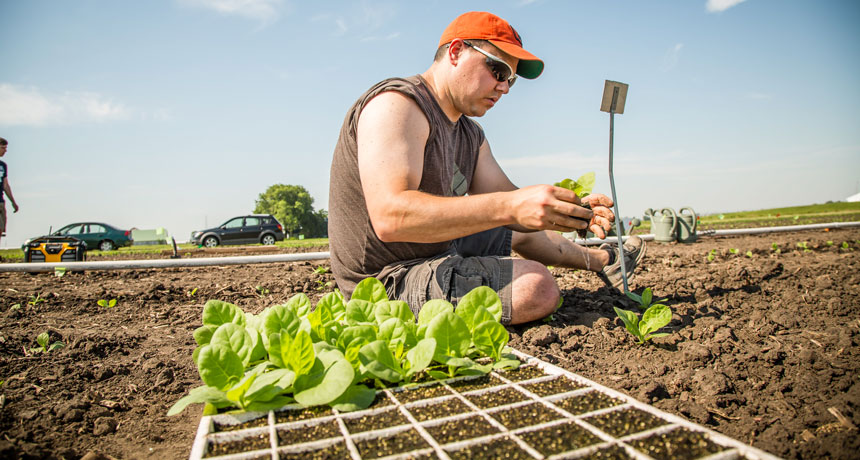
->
<box><xmin>463</xmin><ymin>41</ymin><xmax>517</xmax><ymax>88</ymax></box>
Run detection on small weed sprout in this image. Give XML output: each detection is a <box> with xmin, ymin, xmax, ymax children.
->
<box><xmin>745</xmin><ymin>250</ymin><xmax>753</xmax><ymax>258</ymax></box>
<box><xmin>188</xmin><ymin>287</ymin><xmax>198</xmax><ymax>297</ymax></box>
<box><xmin>728</xmin><ymin>248</ymin><xmax>739</xmax><ymax>255</ymax></box>
<box><xmin>28</xmin><ymin>294</ymin><xmax>46</xmax><ymax>306</ymax></box>
<box><xmin>313</xmin><ymin>265</ymin><xmax>330</xmax><ymax>275</ymax></box>
<box><xmin>771</xmin><ymin>242</ymin><xmax>781</xmax><ymax>254</ymax></box>
<box><xmin>254</xmin><ymin>286</ymin><xmax>270</xmax><ymax>298</ymax></box>
<box><xmin>97</xmin><ymin>299</ymin><xmax>118</xmax><ymax>308</ymax></box>
<box><xmin>797</xmin><ymin>241</ymin><xmax>811</xmax><ymax>252</ymax></box>
<box><xmin>29</xmin><ymin>332</ymin><xmax>64</xmax><ymax>354</ymax></box>
<box><xmin>706</xmin><ymin>249</ymin><xmax>717</xmax><ymax>262</ymax></box>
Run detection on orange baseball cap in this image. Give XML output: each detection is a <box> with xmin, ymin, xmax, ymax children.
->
<box><xmin>438</xmin><ymin>11</ymin><xmax>544</xmax><ymax>79</ymax></box>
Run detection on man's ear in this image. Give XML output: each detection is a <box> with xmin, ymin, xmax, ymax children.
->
<box><xmin>447</xmin><ymin>39</ymin><xmax>467</xmax><ymax>66</ymax></box>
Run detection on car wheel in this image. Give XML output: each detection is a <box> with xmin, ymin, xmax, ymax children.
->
<box><xmin>99</xmin><ymin>240</ymin><xmax>115</xmax><ymax>251</ymax></box>
<box><xmin>261</xmin><ymin>234</ymin><xmax>276</xmax><ymax>245</ymax></box>
<box><xmin>203</xmin><ymin>236</ymin><xmax>219</xmax><ymax>248</ymax></box>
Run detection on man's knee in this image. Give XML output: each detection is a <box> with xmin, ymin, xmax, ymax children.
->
<box><xmin>510</xmin><ymin>260</ymin><xmax>560</xmax><ymax>324</ymax></box>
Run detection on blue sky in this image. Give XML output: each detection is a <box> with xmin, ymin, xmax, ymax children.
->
<box><xmin>1</xmin><ymin>0</ymin><xmax>858</xmax><ymax>247</ymax></box>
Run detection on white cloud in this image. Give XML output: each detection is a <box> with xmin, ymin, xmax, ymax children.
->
<box><xmin>0</xmin><ymin>84</ymin><xmax>130</xmax><ymax>126</ymax></box>
<box><xmin>745</xmin><ymin>91</ymin><xmax>772</xmax><ymax>100</ymax></box>
<box><xmin>660</xmin><ymin>43</ymin><xmax>684</xmax><ymax>72</ymax></box>
<box><xmin>178</xmin><ymin>0</ymin><xmax>284</xmax><ymax>26</ymax></box>
<box><xmin>706</xmin><ymin>0</ymin><xmax>747</xmax><ymax>13</ymax></box>
<box><xmin>313</xmin><ymin>1</ymin><xmax>397</xmax><ymax>40</ymax></box>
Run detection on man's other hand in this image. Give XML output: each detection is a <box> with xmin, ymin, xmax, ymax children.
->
<box><xmin>582</xmin><ymin>193</ymin><xmax>614</xmax><ymax>238</ymax></box>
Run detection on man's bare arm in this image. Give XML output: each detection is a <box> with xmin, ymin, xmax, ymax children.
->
<box><xmin>357</xmin><ymin>92</ymin><xmax>591</xmax><ymax>243</ymax></box>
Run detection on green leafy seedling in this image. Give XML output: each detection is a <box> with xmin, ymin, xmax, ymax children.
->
<box><xmin>554</xmin><ymin>172</ymin><xmax>595</xmax><ymax>198</ymax></box>
<box><xmin>797</xmin><ymin>241</ymin><xmax>810</xmax><ymax>252</ymax></box>
<box><xmin>745</xmin><ymin>250</ymin><xmax>753</xmax><ymax>258</ymax></box>
<box><xmin>255</xmin><ymin>286</ymin><xmax>270</xmax><ymax>298</ymax></box>
<box><xmin>97</xmin><ymin>299</ymin><xmax>118</xmax><ymax>308</ymax></box>
<box><xmin>625</xmin><ymin>287</ymin><xmax>667</xmax><ymax>311</ymax></box>
<box><xmin>728</xmin><ymin>248</ymin><xmax>739</xmax><ymax>255</ymax></box>
<box><xmin>28</xmin><ymin>294</ymin><xmax>46</xmax><ymax>306</ymax></box>
<box><xmin>826</xmin><ymin>240</ymin><xmax>834</xmax><ymax>247</ymax></box>
<box><xmin>842</xmin><ymin>241</ymin><xmax>851</xmax><ymax>251</ymax></box>
<box><xmin>314</xmin><ymin>265</ymin><xmax>330</xmax><ymax>275</ymax></box>
<box><xmin>188</xmin><ymin>287</ymin><xmax>199</xmax><ymax>297</ymax></box>
<box><xmin>706</xmin><ymin>249</ymin><xmax>717</xmax><ymax>262</ymax></box>
<box><xmin>29</xmin><ymin>332</ymin><xmax>64</xmax><ymax>354</ymax></box>
<box><xmin>613</xmin><ymin>304</ymin><xmax>672</xmax><ymax>345</ymax></box>
<box><xmin>54</xmin><ymin>267</ymin><xmax>67</xmax><ymax>278</ymax></box>
<box><xmin>771</xmin><ymin>242</ymin><xmax>781</xmax><ymax>254</ymax></box>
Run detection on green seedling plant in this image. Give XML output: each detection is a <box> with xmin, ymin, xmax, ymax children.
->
<box><xmin>28</xmin><ymin>294</ymin><xmax>46</xmax><ymax>306</ymax></box>
<box><xmin>797</xmin><ymin>241</ymin><xmax>811</xmax><ymax>252</ymax></box>
<box><xmin>842</xmin><ymin>241</ymin><xmax>852</xmax><ymax>251</ymax></box>
<box><xmin>29</xmin><ymin>332</ymin><xmax>64</xmax><ymax>354</ymax></box>
<box><xmin>188</xmin><ymin>287</ymin><xmax>199</xmax><ymax>297</ymax></box>
<box><xmin>254</xmin><ymin>286</ymin><xmax>270</xmax><ymax>298</ymax></box>
<box><xmin>707</xmin><ymin>249</ymin><xmax>717</xmax><ymax>262</ymax></box>
<box><xmin>314</xmin><ymin>266</ymin><xmax>330</xmax><ymax>275</ymax></box>
<box><xmin>554</xmin><ymin>172</ymin><xmax>595</xmax><ymax>199</ymax></box>
<box><xmin>728</xmin><ymin>248</ymin><xmax>739</xmax><ymax>255</ymax></box>
<box><xmin>826</xmin><ymin>240</ymin><xmax>834</xmax><ymax>247</ymax></box>
<box><xmin>613</xmin><ymin>303</ymin><xmax>672</xmax><ymax>345</ymax></box>
<box><xmin>169</xmin><ymin>278</ymin><xmax>517</xmax><ymax>417</ymax></box>
<box><xmin>54</xmin><ymin>267</ymin><xmax>67</xmax><ymax>278</ymax></box>
<box><xmin>745</xmin><ymin>250</ymin><xmax>753</xmax><ymax>258</ymax></box>
<box><xmin>771</xmin><ymin>242</ymin><xmax>781</xmax><ymax>254</ymax></box>
<box><xmin>97</xmin><ymin>299</ymin><xmax>117</xmax><ymax>308</ymax></box>
<box><xmin>625</xmin><ymin>288</ymin><xmax>667</xmax><ymax>311</ymax></box>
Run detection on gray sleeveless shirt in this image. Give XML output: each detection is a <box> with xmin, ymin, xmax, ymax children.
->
<box><xmin>328</xmin><ymin>75</ymin><xmax>486</xmax><ymax>296</ymax></box>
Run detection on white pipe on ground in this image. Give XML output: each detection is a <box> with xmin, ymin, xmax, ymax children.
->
<box><xmin>1</xmin><ymin>252</ymin><xmax>331</xmax><ymax>273</ymax></box>
<box><xmin>3</xmin><ymin>221</ymin><xmax>857</xmax><ymax>273</ymax></box>
<box><xmin>572</xmin><ymin>221</ymin><xmax>860</xmax><ymax>245</ymax></box>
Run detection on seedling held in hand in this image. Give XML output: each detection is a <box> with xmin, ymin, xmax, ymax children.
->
<box><xmin>554</xmin><ymin>172</ymin><xmax>595</xmax><ymax>237</ymax></box>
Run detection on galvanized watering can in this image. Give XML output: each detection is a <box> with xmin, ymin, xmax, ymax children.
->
<box><xmin>677</xmin><ymin>207</ymin><xmax>698</xmax><ymax>243</ymax></box>
<box><xmin>644</xmin><ymin>208</ymin><xmax>677</xmax><ymax>243</ymax></box>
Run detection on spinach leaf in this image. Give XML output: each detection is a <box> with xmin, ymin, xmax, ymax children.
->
<box><xmin>351</xmin><ymin>277</ymin><xmax>388</xmax><ymax>303</ymax></box>
<box><xmin>202</xmin><ymin>300</ymin><xmax>246</xmax><ymax>328</ymax></box>
<box><xmin>197</xmin><ymin>344</ymin><xmax>244</xmax><ymax>390</ymax></box>
<box><xmin>425</xmin><ymin>311</ymin><xmax>471</xmax><ymax>361</ymax></box>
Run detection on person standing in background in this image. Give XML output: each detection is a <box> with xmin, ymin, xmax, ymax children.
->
<box><xmin>0</xmin><ymin>137</ymin><xmax>21</xmax><ymax>248</ymax></box>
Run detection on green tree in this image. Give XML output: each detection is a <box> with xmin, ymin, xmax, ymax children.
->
<box><xmin>254</xmin><ymin>184</ymin><xmax>326</xmax><ymax>237</ymax></box>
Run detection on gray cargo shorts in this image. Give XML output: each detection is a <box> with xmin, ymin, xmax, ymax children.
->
<box><xmin>379</xmin><ymin>227</ymin><xmax>514</xmax><ymax>324</ymax></box>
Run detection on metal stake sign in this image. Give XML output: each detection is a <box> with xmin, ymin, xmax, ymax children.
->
<box><xmin>600</xmin><ymin>80</ymin><xmax>630</xmax><ymax>293</ymax></box>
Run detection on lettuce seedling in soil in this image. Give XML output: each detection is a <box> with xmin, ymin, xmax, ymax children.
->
<box><xmin>169</xmin><ymin>277</ymin><xmax>517</xmax><ymax>416</ymax></box>
<box><xmin>613</xmin><ymin>303</ymin><xmax>672</xmax><ymax>345</ymax></box>
<box><xmin>29</xmin><ymin>332</ymin><xmax>63</xmax><ymax>355</ymax></box>
<box><xmin>625</xmin><ymin>287</ymin><xmax>667</xmax><ymax>311</ymax></box>
<box><xmin>97</xmin><ymin>299</ymin><xmax>117</xmax><ymax>308</ymax></box>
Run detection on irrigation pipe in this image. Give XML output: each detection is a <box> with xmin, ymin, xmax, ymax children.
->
<box><xmin>2</xmin><ymin>221</ymin><xmax>858</xmax><ymax>273</ymax></box>
<box><xmin>572</xmin><ymin>220</ymin><xmax>860</xmax><ymax>246</ymax></box>
<box><xmin>0</xmin><ymin>252</ymin><xmax>331</xmax><ymax>273</ymax></box>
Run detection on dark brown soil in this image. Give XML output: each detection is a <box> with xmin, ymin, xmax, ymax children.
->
<box><xmin>0</xmin><ymin>227</ymin><xmax>857</xmax><ymax>459</ymax></box>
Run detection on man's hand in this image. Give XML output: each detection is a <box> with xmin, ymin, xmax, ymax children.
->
<box><xmin>12</xmin><ymin>202</ymin><xmax>19</xmax><ymax>213</ymax></box>
<box><xmin>582</xmin><ymin>194</ymin><xmax>614</xmax><ymax>238</ymax></box>
<box><xmin>509</xmin><ymin>185</ymin><xmax>596</xmax><ymax>233</ymax></box>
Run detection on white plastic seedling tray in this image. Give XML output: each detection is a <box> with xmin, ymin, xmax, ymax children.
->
<box><xmin>189</xmin><ymin>349</ymin><xmax>782</xmax><ymax>460</ymax></box>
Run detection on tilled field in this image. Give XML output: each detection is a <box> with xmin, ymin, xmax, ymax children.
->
<box><xmin>0</xmin><ymin>227</ymin><xmax>858</xmax><ymax>459</ymax></box>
